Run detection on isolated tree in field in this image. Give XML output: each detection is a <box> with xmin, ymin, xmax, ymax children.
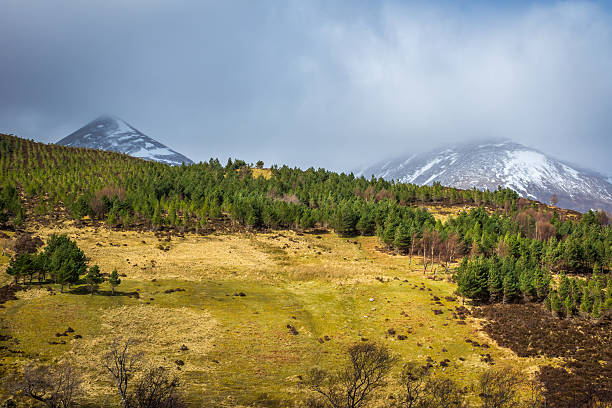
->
<box><xmin>109</xmin><ymin>269</ymin><xmax>121</xmax><ymax>295</ymax></box>
<box><xmin>9</xmin><ymin>361</ymin><xmax>81</xmax><ymax>408</ymax></box>
<box><xmin>103</xmin><ymin>340</ymin><xmax>143</xmax><ymax>408</ymax></box>
<box><xmin>304</xmin><ymin>342</ymin><xmax>397</xmax><ymax>408</ymax></box>
<box><xmin>102</xmin><ymin>339</ymin><xmax>184</xmax><ymax>408</ymax></box>
<box><xmin>84</xmin><ymin>265</ymin><xmax>104</xmax><ymax>295</ymax></box>
<box><xmin>256</xmin><ymin>160</ymin><xmax>264</xmax><ymax>169</ymax></box>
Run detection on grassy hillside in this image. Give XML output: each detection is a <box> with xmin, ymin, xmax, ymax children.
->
<box><xmin>0</xmin><ymin>134</ymin><xmax>610</xmax><ymax>406</ymax></box>
<box><xmin>0</xmin><ymin>224</ymin><xmax>551</xmax><ymax>407</ymax></box>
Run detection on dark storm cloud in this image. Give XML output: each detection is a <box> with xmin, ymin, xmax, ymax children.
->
<box><xmin>1</xmin><ymin>0</ymin><xmax>612</xmax><ymax>175</ymax></box>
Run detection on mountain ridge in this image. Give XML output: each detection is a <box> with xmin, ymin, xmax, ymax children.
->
<box><xmin>357</xmin><ymin>140</ymin><xmax>612</xmax><ymax>213</ymax></box>
<box><xmin>57</xmin><ymin>115</ymin><xmax>193</xmax><ymax>166</ymax></box>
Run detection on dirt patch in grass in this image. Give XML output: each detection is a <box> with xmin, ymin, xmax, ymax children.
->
<box><xmin>474</xmin><ymin>303</ymin><xmax>612</xmax><ymax>407</ymax></box>
<box><xmin>15</xmin><ymin>287</ymin><xmax>52</xmax><ymax>301</ymax></box>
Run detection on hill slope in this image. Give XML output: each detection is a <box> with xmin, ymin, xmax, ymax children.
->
<box><xmin>357</xmin><ymin>140</ymin><xmax>612</xmax><ymax>213</ymax></box>
<box><xmin>57</xmin><ymin>115</ymin><xmax>193</xmax><ymax>165</ymax></box>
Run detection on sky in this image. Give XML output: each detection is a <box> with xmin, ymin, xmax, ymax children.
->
<box><xmin>1</xmin><ymin>0</ymin><xmax>612</xmax><ymax>175</ymax></box>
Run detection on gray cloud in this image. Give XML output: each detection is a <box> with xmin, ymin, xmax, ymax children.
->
<box><xmin>1</xmin><ymin>1</ymin><xmax>611</xmax><ymax>174</ymax></box>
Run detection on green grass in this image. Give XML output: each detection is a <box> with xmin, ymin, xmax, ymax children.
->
<box><xmin>0</xmin><ymin>228</ymin><xmax>550</xmax><ymax>406</ymax></box>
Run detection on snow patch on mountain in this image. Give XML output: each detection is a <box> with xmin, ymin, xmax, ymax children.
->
<box><xmin>57</xmin><ymin>115</ymin><xmax>193</xmax><ymax>166</ymax></box>
<box><xmin>357</xmin><ymin>140</ymin><xmax>612</xmax><ymax>213</ymax></box>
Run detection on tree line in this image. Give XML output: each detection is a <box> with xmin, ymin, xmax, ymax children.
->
<box><xmin>6</xmin><ymin>234</ymin><xmax>121</xmax><ymax>294</ymax></box>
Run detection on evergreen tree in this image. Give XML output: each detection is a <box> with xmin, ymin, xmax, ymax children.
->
<box><xmin>580</xmin><ymin>286</ymin><xmax>593</xmax><ymax>314</ymax></box>
<box><xmin>563</xmin><ymin>295</ymin><xmax>575</xmax><ymax>317</ymax></box>
<box><xmin>503</xmin><ymin>271</ymin><xmax>520</xmax><ymax>303</ymax></box>
<box><xmin>393</xmin><ymin>223</ymin><xmax>411</xmax><ymax>254</ymax></box>
<box><xmin>592</xmin><ymin>296</ymin><xmax>602</xmax><ymax>318</ymax></box>
<box><xmin>456</xmin><ymin>257</ymin><xmax>489</xmax><ymax>301</ymax></box>
<box><xmin>550</xmin><ymin>291</ymin><xmax>562</xmax><ymax>317</ymax></box>
<box><xmin>558</xmin><ymin>273</ymin><xmax>571</xmax><ymax>300</ymax></box>
<box><xmin>356</xmin><ymin>210</ymin><xmax>376</xmax><ymax>236</ymax></box>
<box><xmin>85</xmin><ymin>265</ymin><xmax>104</xmax><ymax>295</ymax></box>
<box><xmin>487</xmin><ymin>259</ymin><xmax>503</xmax><ymax>303</ymax></box>
<box><xmin>109</xmin><ymin>269</ymin><xmax>121</xmax><ymax>295</ymax></box>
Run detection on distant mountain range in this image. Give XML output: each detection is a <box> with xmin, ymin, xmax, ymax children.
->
<box><xmin>357</xmin><ymin>140</ymin><xmax>612</xmax><ymax>213</ymax></box>
<box><xmin>57</xmin><ymin>115</ymin><xmax>193</xmax><ymax>166</ymax></box>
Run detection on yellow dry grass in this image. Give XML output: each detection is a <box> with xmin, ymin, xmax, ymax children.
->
<box><xmin>69</xmin><ymin>304</ymin><xmax>217</xmax><ymax>398</ymax></box>
<box><xmin>0</xmin><ymin>224</ymin><xmax>555</xmax><ymax>406</ymax></box>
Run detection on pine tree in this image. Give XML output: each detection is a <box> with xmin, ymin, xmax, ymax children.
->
<box><xmin>109</xmin><ymin>269</ymin><xmax>121</xmax><ymax>295</ymax></box>
<box><xmin>487</xmin><ymin>260</ymin><xmax>503</xmax><ymax>303</ymax></box>
<box><xmin>456</xmin><ymin>257</ymin><xmax>489</xmax><ymax>301</ymax></box>
<box><xmin>592</xmin><ymin>296</ymin><xmax>602</xmax><ymax>318</ymax></box>
<box><xmin>503</xmin><ymin>271</ymin><xmax>520</xmax><ymax>303</ymax></box>
<box><xmin>550</xmin><ymin>291</ymin><xmax>562</xmax><ymax>317</ymax></box>
<box><xmin>580</xmin><ymin>286</ymin><xmax>593</xmax><ymax>314</ymax></box>
<box><xmin>558</xmin><ymin>273</ymin><xmax>571</xmax><ymax>300</ymax></box>
<box><xmin>85</xmin><ymin>265</ymin><xmax>104</xmax><ymax>295</ymax></box>
<box><xmin>544</xmin><ymin>293</ymin><xmax>552</xmax><ymax>311</ymax></box>
<box><xmin>393</xmin><ymin>223</ymin><xmax>411</xmax><ymax>254</ymax></box>
<box><xmin>563</xmin><ymin>295</ymin><xmax>575</xmax><ymax>317</ymax></box>
<box><xmin>356</xmin><ymin>210</ymin><xmax>375</xmax><ymax>236</ymax></box>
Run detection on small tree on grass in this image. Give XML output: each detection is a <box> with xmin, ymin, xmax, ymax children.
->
<box><xmin>109</xmin><ymin>269</ymin><xmax>121</xmax><ymax>295</ymax></box>
<box><xmin>55</xmin><ymin>260</ymin><xmax>81</xmax><ymax>293</ymax></box>
<box><xmin>85</xmin><ymin>265</ymin><xmax>104</xmax><ymax>295</ymax></box>
<box><xmin>304</xmin><ymin>342</ymin><xmax>397</xmax><ymax>408</ymax></box>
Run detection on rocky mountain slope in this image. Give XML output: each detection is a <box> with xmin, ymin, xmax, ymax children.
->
<box><xmin>57</xmin><ymin>115</ymin><xmax>193</xmax><ymax>166</ymax></box>
<box><xmin>357</xmin><ymin>140</ymin><xmax>612</xmax><ymax>213</ymax></box>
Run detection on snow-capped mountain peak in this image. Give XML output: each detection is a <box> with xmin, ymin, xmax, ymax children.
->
<box><xmin>57</xmin><ymin>115</ymin><xmax>193</xmax><ymax>166</ymax></box>
<box><xmin>357</xmin><ymin>140</ymin><xmax>612</xmax><ymax>213</ymax></box>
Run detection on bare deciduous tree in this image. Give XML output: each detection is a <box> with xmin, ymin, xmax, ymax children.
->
<box><xmin>103</xmin><ymin>339</ymin><xmax>143</xmax><ymax>408</ymax></box>
<box><xmin>10</xmin><ymin>361</ymin><xmax>81</xmax><ymax>408</ymax></box>
<box><xmin>390</xmin><ymin>362</ymin><xmax>431</xmax><ymax>408</ymax></box>
<box><xmin>304</xmin><ymin>342</ymin><xmax>397</xmax><ymax>408</ymax></box>
<box><xmin>476</xmin><ymin>367</ymin><xmax>523</xmax><ymax>408</ymax></box>
<box><xmin>421</xmin><ymin>377</ymin><xmax>467</xmax><ymax>408</ymax></box>
<box><xmin>129</xmin><ymin>367</ymin><xmax>184</xmax><ymax>408</ymax></box>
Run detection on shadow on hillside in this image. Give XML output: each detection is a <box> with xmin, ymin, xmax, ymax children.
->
<box><xmin>67</xmin><ymin>286</ymin><xmax>140</xmax><ymax>298</ymax></box>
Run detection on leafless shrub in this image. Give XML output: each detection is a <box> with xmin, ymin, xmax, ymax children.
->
<box><xmin>421</xmin><ymin>377</ymin><xmax>467</xmax><ymax>408</ymax></box>
<box><xmin>129</xmin><ymin>367</ymin><xmax>184</xmax><ymax>408</ymax></box>
<box><xmin>390</xmin><ymin>362</ymin><xmax>431</xmax><ymax>408</ymax></box>
<box><xmin>9</xmin><ymin>361</ymin><xmax>81</xmax><ymax>408</ymax></box>
<box><xmin>10</xmin><ymin>233</ymin><xmax>43</xmax><ymax>255</ymax></box>
<box><xmin>476</xmin><ymin>367</ymin><xmax>523</xmax><ymax>408</ymax></box>
<box><xmin>102</xmin><ymin>339</ymin><xmax>185</xmax><ymax>408</ymax></box>
<box><xmin>304</xmin><ymin>342</ymin><xmax>397</xmax><ymax>408</ymax></box>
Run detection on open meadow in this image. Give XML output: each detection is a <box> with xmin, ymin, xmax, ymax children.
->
<box><xmin>0</xmin><ymin>223</ymin><xmax>552</xmax><ymax>407</ymax></box>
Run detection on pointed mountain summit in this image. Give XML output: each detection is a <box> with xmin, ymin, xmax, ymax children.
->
<box><xmin>57</xmin><ymin>115</ymin><xmax>193</xmax><ymax>166</ymax></box>
<box><xmin>357</xmin><ymin>140</ymin><xmax>612</xmax><ymax>213</ymax></box>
